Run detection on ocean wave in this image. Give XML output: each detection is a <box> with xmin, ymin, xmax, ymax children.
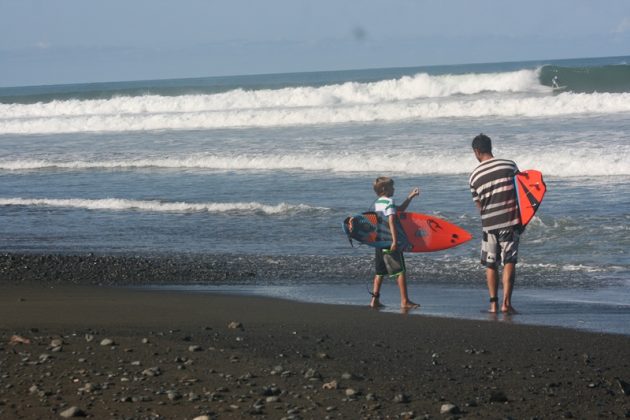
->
<box><xmin>540</xmin><ymin>64</ymin><xmax>630</xmax><ymax>93</ymax></box>
<box><xmin>2</xmin><ymin>90</ymin><xmax>629</xmax><ymax>134</ymax></box>
<box><xmin>0</xmin><ymin>197</ymin><xmax>329</xmax><ymax>215</ymax></box>
<box><xmin>1</xmin><ymin>148</ymin><xmax>628</xmax><ymax>177</ymax></box>
<box><xmin>0</xmin><ymin>69</ymin><xmax>546</xmax><ymax>118</ymax></box>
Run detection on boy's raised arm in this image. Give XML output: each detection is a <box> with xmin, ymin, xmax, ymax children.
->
<box><xmin>398</xmin><ymin>187</ymin><xmax>420</xmax><ymax>212</ymax></box>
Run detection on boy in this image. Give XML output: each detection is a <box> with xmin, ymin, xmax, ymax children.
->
<box><xmin>370</xmin><ymin>176</ymin><xmax>420</xmax><ymax>310</ymax></box>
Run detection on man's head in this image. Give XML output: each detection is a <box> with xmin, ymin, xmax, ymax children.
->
<box><xmin>472</xmin><ymin>133</ymin><xmax>493</xmax><ymax>162</ymax></box>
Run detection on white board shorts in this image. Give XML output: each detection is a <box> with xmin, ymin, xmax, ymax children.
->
<box><xmin>480</xmin><ymin>228</ymin><xmax>520</xmax><ymax>268</ymax></box>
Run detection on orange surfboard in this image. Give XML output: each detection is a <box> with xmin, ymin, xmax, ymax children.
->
<box><xmin>514</xmin><ymin>170</ymin><xmax>547</xmax><ymax>227</ymax></box>
<box><xmin>342</xmin><ymin>211</ymin><xmax>472</xmax><ymax>253</ymax></box>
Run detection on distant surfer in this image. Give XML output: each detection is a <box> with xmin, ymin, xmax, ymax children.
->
<box><xmin>369</xmin><ymin>176</ymin><xmax>420</xmax><ymax>310</ymax></box>
<box><xmin>469</xmin><ymin>134</ymin><xmax>521</xmax><ymax>314</ymax></box>
<box><xmin>552</xmin><ymin>76</ymin><xmax>559</xmax><ymax>89</ymax></box>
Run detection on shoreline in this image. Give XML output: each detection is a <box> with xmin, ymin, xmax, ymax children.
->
<box><xmin>2</xmin><ymin>252</ymin><xmax>630</xmax><ymax>337</ymax></box>
<box><xmin>1</xmin><ymin>285</ymin><xmax>629</xmax><ymax>418</ymax></box>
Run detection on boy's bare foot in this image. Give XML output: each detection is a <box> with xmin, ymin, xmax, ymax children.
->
<box><xmin>401</xmin><ymin>301</ymin><xmax>419</xmax><ymax>310</ymax></box>
<box><xmin>370</xmin><ymin>300</ymin><xmax>385</xmax><ymax>309</ymax></box>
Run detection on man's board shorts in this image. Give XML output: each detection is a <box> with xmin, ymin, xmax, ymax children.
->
<box><xmin>375</xmin><ymin>248</ymin><xmax>406</xmax><ymax>276</ymax></box>
<box><xmin>480</xmin><ymin>227</ymin><xmax>520</xmax><ymax>268</ymax></box>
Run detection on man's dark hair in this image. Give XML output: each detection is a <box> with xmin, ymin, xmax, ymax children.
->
<box><xmin>472</xmin><ymin>133</ymin><xmax>492</xmax><ymax>154</ymax></box>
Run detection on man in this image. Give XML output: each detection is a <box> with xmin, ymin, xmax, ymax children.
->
<box><xmin>469</xmin><ymin>134</ymin><xmax>520</xmax><ymax>314</ymax></box>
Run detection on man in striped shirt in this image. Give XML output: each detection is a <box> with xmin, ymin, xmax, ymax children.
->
<box><xmin>469</xmin><ymin>134</ymin><xmax>521</xmax><ymax>314</ymax></box>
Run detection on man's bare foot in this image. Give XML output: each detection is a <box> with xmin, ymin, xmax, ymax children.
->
<box><xmin>488</xmin><ymin>297</ymin><xmax>499</xmax><ymax>313</ymax></box>
<box><xmin>502</xmin><ymin>305</ymin><xmax>518</xmax><ymax>314</ymax></box>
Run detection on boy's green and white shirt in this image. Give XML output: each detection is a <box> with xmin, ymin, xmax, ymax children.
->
<box><xmin>373</xmin><ymin>196</ymin><xmax>396</xmax><ymax>218</ymax></box>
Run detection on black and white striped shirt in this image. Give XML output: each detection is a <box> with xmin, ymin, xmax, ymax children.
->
<box><xmin>469</xmin><ymin>158</ymin><xmax>520</xmax><ymax>232</ymax></box>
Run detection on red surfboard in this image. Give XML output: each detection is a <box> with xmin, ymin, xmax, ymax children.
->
<box><xmin>342</xmin><ymin>211</ymin><xmax>472</xmax><ymax>252</ymax></box>
<box><xmin>514</xmin><ymin>170</ymin><xmax>547</xmax><ymax>227</ymax></box>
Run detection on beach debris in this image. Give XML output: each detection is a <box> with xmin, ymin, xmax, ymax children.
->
<box><xmin>303</xmin><ymin>368</ymin><xmax>322</xmax><ymax>380</ymax></box>
<box><xmin>322</xmin><ymin>380</ymin><xmax>338</xmax><ymax>390</ymax></box>
<box><xmin>9</xmin><ymin>335</ymin><xmax>30</xmax><ymax>345</ymax></box>
<box><xmin>489</xmin><ymin>390</ymin><xmax>508</xmax><ymax>403</ymax></box>
<box><xmin>141</xmin><ymin>366</ymin><xmax>162</xmax><ymax>377</ymax></box>
<box><xmin>431</xmin><ymin>352</ymin><xmax>439</xmax><ymax>365</ymax></box>
<box><xmin>227</xmin><ymin>321</ymin><xmax>243</xmax><ymax>330</ymax></box>
<box><xmin>193</xmin><ymin>416</ymin><xmax>211</xmax><ymax>420</ymax></box>
<box><xmin>49</xmin><ymin>338</ymin><xmax>63</xmax><ymax>349</ymax></box>
<box><xmin>261</xmin><ymin>385</ymin><xmax>281</xmax><ymax>396</ymax></box>
<box><xmin>99</xmin><ymin>338</ymin><xmax>115</xmax><ymax>346</ymax></box>
<box><xmin>440</xmin><ymin>403</ymin><xmax>460</xmax><ymax>415</ymax></box>
<box><xmin>341</xmin><ymin>372</ymin><xmax>363</xmax><ymax>381</ymax></box>
<box><xmin>188</xmin><ymin>345</ymin><xmax>202</xmax><ymax>352</ymax></box>
<box><xmin>617</xmin><ymin>378</ymin><xmax>630</xmax><ymax>396</ymax></box>
<box><xmin>84</xmin><ymin>334</ymin><xmax>94</xmax><ymax>342</ymax></box>
<box><xmin>166</xmin><ymin>390</ymin><xmax>182</xmax><ymax>401</ymax></box>
<box><xmin>345</xmin><ymin>388</ymin><xmax>358</xmax><ymax>398</ymax></box>
<box><xmin>59</xmin><ymin>406</ymin><xmax>86</xmax><ymax>418</ymax></box>
<box><xmin>393</xmin><ymin>393</ymin><xmax>410</xmax><ymax>403</ymax></box>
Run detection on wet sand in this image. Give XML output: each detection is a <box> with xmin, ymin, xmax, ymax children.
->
<box><xmin>1</xmin><ymin>284</ymin><xmax>629</xmax><ymax>419</ymax></box>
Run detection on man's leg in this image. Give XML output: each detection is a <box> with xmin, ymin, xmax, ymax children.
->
<box><xmin>486</xmin><ymin>267</ymin><xmax>499</xmax><ymax>313</ymax></box>
<box><xmin>501</xmin><ymin>262</ymin><xmax>516</xmax><ymax>313</ymax></box>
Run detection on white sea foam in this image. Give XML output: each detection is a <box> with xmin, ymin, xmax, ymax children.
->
<box><xmin>1</xmin><ymin>148</ymin><xmax>628</xmax><ymax>177</ymax></box>
<box><xmin>0</xmin><ymin>197</ymin><xmax>329</xmax><ymax>215</ymax></box>
<box><xmin>2</xmin><ymin>69</ymin><xmax>630</xmax><ymax>134</ymax></box>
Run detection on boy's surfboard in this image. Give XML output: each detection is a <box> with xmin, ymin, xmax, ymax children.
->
<box><xmin>514</xmin><ymin>169</ymin><xmax>546</xmax><ymax>227</ymax></box>
<box><xmin>342</xmin><ymin>211</ymin><xmax>472</xmax><ymax>253</ymax></box>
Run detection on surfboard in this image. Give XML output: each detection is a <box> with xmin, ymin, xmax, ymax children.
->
<box><xmin>514</xmin><ymin>170</ymin><xmax>546</xmax><ymax>227</ymax></box>
<box><xmin>342</xmin><ymin>211</ymin><xmax>472</xmax><ymax>252</ymax></box>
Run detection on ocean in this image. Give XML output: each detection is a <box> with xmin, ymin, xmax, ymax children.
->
<box><xmin>1</xmin><ymin>56</ymin><xmax>629</xmax><ymax>334</ymax></box>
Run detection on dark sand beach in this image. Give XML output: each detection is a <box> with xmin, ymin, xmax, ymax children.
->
<box><xmin>1</xmin><ymin>254</ymin><xmax>629</xmax><ymax>419</ymax></box>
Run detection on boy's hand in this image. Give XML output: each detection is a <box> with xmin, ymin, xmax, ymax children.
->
<box><xmin>407</xmin><ymin>187</ymin><xmax>420</xmax><ymax>199</ymax></box>
<box><xmin>390</xmin><ymin>242</ymin><xmax>398</xmax><ymax>252</ymax></box>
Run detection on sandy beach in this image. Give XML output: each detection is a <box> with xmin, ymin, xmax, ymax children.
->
<box><xmin>1</xmin><ymin>255</ymin><xmax>629</xmax><ymax>419</ymax></box>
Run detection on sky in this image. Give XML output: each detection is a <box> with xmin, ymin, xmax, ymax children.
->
<box><xmin>1</xmin><ymin>0</ymin><xmax>630</xmax><ymax>87</ymax></box>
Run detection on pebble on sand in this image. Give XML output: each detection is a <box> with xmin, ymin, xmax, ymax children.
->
<box><xmin>59</xmin><ymin>406</ymin><xmax>86</xmax><ymax>418</ymax></box>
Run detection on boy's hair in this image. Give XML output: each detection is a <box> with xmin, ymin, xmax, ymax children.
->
<box><xmin>373</xmin><ymin>176</ymin><xmax>394</xmax><ymax>196</ymax></box>
<box><xmin>472</xmin><ymin>133</ymin><xmax>492</xmax><ymax>154</ymax></box>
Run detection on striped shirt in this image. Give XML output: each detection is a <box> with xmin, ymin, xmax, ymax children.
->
<box><xmin>469</xmin><ymin>158</ymin><xmax>520</xmax><ymax>232</ymax></box>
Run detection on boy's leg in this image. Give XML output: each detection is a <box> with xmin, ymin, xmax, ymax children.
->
<box><xmin>370</xmin><ymin>275</ymin><xmax>384</xmax><ymax>308</ymax></box>
<box><xmin>396</xmin><ymin>273</ymin><xmax>419</xmax><ymax>309</ymax></box>
<box><xmin>501</xmin><ymin>262</ymin><xmax>516</xmax><ymax>313</ymax></box>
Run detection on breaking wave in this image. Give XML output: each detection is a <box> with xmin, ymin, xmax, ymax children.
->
<box><xmin>0</xmin><ymin>197</ymin><xmax>329</xmax><ymax>215</ymax></box>
<box><xmin>2</xmin><ymin>148</ymin><xmax>628</xmax><ymax>177</ymax></box>
<box><xmin>2</xmin><ymin>68</ymin><xmax>630</xmax><ymax>134</ymax></box>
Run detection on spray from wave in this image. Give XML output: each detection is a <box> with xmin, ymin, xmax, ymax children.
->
<box><xmin>0</xmin><ymin>197</ymin><xmax>329</xmax><ymax>215</ymax></box>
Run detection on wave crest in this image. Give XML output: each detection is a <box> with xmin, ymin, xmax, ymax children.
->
<box><xmin>0</xmin><ymin>197</ymin><xmax>329</xmax><ymax>215</ymax></box>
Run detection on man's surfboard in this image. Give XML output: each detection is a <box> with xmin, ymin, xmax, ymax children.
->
<box><xmin>514</xmin><ymin>170</ymin><xmax>546</xmax><ymax>227</ymax></box>
<box><xmin>342</xmin><ymin>211</ymin><xmax>472</xmax><ymax>252</ymax></box>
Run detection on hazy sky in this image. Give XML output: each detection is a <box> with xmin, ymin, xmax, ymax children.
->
<box><xmin>1</xmin><ymin>0</ymin><xmax>629</xmax><ymax>87</ymax></box>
